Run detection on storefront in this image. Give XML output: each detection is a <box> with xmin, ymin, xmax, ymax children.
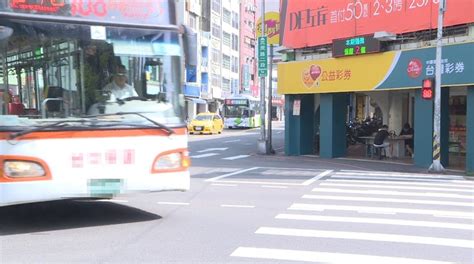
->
<box><xmin>278</xmin><ymin>42</ymin><xmax>474</xmax><ymax>174</ymax></box>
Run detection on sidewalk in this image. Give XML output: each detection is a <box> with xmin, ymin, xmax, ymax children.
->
<box><xmin>271</xmin><ymin>152</ymin><xmax>470</xmax><ymax>178</ymax></box>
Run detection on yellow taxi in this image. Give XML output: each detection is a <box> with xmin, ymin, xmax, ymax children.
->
<box><xmin>187</xmin><ymin>112</ymin><xmax>224</xmax><ymax>134</ymax></box>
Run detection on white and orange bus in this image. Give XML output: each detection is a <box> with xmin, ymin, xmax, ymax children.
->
<box><xmin>0</xmin><ymin>0</ymin><xmax>191</xmax><ymax>206</ymax></box>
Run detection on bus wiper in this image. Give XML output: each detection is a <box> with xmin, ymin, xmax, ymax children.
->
<box><xmin>84</xmin><ymin>112</ymin><xmax>175</xmax><ymax>135</ymax></box>
<box><xmin>8</xmin><ymin>119</ymin><xmax>91</xmax><ymax>140</ymax></box>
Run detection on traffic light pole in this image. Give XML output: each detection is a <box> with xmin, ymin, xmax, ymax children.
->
<box><xmin>429</xmin><ymin>0</ymin><xmax>446</xmax><ymax>173</ymax></box>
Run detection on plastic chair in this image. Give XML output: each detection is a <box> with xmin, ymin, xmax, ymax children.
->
<box><xmin>373</xmin><ymin>144</ymin><xmax>387</xmax><ymax>160</ymax></box>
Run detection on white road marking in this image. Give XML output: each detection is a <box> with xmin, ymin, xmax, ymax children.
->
<box><xmin>205</xmin><ymin>167</ymin><xmax>260</xmax><ymax>182</ymax></box>
<box><xmin>261</xmin><ymin>185</ymin><xmax>288</xmax><ymax>189</ymax></box>
<box><xmin>336</xmin><ymin>171</ymin><xmax>465</xmax><ymax>180</ymax></box>
<box><xmin>275</xmin><ymin>213</ymin><xmax>474</xmax><ymax>231</ymax></box>
<box><xmin>211</xmin><ymin>183</ymin><xmax>238</xmax><ymax>187</ymax></box>
<box><xmin>222</xmin><ymin>155</ymin><xmax>250</xmax><ymax>160</ymax></box>
<box><xmin>157</xmin><ymin>202</ymin><xmax>190</xmax><ymax>205</ymax></box>
<box><xmin>331</xmin><ymin>175</ymin><xmax>470</xmax><ymax>183</ymax></box>
<box><xmin>197</xmin><ymin>147</ymin><xmax>228</xmax><ymax>153</ymax></box>
<box><xmin>191</xmin><ymin>153</ymin><xmax>219</xmax><ymax>158</ymax></box>
<box><xmin>256</xmin><ymin>227</ymin><xmax>474</xmax><ymax>249</ymax></box>
<box><xmin>312</xmin><ymin>188</ymin><xmax>474</xmax><ymax>200</ymax></box>
<box><xmin>326</xmin><ymin>179</ymin><xmax>474</xmax><ymax>189</ymax></box>
<box><xmin>231</xmin><ymin>247</ymin><xmax>452</xmax><ymax>264</ymax></box>
<box><xmin>320</xmin><ymin>182</ymin><xmax>474</xmax><ymax>193</ymax></box>
<box><xmin>288</xmin><ymin>203</ymin><xmax>474</xmax><ymax>219</ymax></box>
<box><xmin>224</xmin><ymin>139</ymin><xmax>241</xmax><ymax>143</ymax></box>
<box><xmin>213</xmin><ymin>180</ymin><xmax>304</xmax><ymax>186</ymax></box>
<box><xmin>302</xmin><ymin>194</ymin><xmax>474</xmax><ymax>207</ymax></box>
<box><xmin>221</xmin><ymin>204</ymin><xmax>255</xmax><ymax>208</ymax></box>
<box><xmin>98</xmin><ymin>199</ymin><xmax>128</xmax><ymax>203</ymax></box>
<box><xmin>301</xmin><ymin>170</ymin><xmax>333</xmax><ymax>185</ymax></box>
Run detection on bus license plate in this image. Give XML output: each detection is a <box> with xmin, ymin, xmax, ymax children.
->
<box><xmin>88</xmin><ymin>179</ymin><xmax>123</xmax><ymax>197</ymax></box>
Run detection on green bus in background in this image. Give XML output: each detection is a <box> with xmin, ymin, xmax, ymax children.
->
<box><xmin>223</xmin><ymin>95</ymin><xmax>261</xmax><ymax>129</ymax></box>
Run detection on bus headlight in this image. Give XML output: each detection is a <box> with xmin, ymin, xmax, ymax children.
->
<box><xmin>4</xmin><ymin>161</ymin><xmax>46</xmax><ymax>178</ymax></box>
<box><xmin>151</xmin><ymin>150</ymin><xmax>190</xmax><ymax>173</ymax></box>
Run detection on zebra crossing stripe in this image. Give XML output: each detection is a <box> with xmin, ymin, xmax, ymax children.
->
<box><xmin>255</xmin><ymin>227</ymin><xmax>474</xmax><ymax>249</ymax></box>
<box><xmin>231</xmin><ymin>247</ymin><xmax>452</xmax><ymax>264</ymax></box>
<box><xmin>275</xmin><ymin>214</ymin><xmax>474</xmax><ymax>231</ymax></box>
<box><xmin>302</xmin><ymin>194</ymin><xmax>474</xmax><ymax>207</ymax></box>
<box><xmin>288</xmin><ymin>203</ymin><xmax>474</xmax><ymax>219</ymax></box>
<box><xmin>319</xmin><ymin>182</ymin><xmax>474</xmax><ymax>193</ymax></box>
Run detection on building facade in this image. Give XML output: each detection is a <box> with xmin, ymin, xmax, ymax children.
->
<box><xmin>240</xmin><ymin>0</ymin><xmax>258</xmax><ymax>97</ymax></box>
<box><xmin>278</xmin><ymin>0</ymin><xmax>474</xmax><ymax>174</ymax></box>
<box><xmin>176</xmin><ymin>0</ymin><xmax>207</xmax><ymax>120</ymax></box>
<box><xmin>206</xmin><ymin>0</ymin><xmax>240</xmax><ymax>113</ymax></box>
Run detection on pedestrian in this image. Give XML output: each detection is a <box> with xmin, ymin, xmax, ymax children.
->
<box><xmin>373</xmin><ymin>124</ymin><xmax>390</xmax><ymax>158</ymax></box>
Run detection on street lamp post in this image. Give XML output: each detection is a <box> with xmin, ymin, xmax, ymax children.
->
<box><xmin>429</xmin><ymin>0</ymin><xmax>446</xmax><ymax>173</ymax></box>
<box><xmin>257</xmin><ymin>0</ymin><xmax>267</xmax><ymax>154</ymax></box>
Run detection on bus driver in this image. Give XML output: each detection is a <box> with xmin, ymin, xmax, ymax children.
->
<box><xmin>103</xmin><ymin>65</ymin><xmax>138</xmax><ymax>100</ymax></box>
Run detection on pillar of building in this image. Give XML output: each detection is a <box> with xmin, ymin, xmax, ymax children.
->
<box><xmin>320</xmin><ymin>93</ymin><xmax>348</xmax><ymax>158</ymax></box>
<box><xmin>414</xmin><ymin>89</ymin><xmax>450</xmax><ymax>168</ymax></box>
<box><xmin>440</xmin><ymin>88</ymin><xmax>450</xmax><ymax>167</ymax></box>
<box><xmin>414</xmin><ymin>89</ymin><xmax>434</xmax><ymax>168</ymax></box>
<box><xmin>467</xmin><ymin>86</ymin><xmax>474</xmax><ymax>175</ymax></box>
<box><xmin>284</xmin><ymin>94</ymin><xmax>315</xmax><ymax>156</ymax></box>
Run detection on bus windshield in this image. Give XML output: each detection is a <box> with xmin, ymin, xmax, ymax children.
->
<box><xmin>0</xmin><ymin>19</ymin><xmax>183</xmax><ymax>129</ymax></box>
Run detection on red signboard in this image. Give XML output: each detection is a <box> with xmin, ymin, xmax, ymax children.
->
<box><xmin>280</xmin><ymin>0</ymin><xmax>474</xmax><ymax>49</ymax></box>
<box><xmin>3</xmin><ymin>0</ymin><xmax>173</xmax><ymax>26</ymax></box>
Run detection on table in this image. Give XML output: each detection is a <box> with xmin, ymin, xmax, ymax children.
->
<box><xmin>359</xmin><ymin>135</ymin><xmax>412</xmax><ymax>158</ymax></box>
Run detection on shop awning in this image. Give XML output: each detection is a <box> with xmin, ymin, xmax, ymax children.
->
<box><xmin>189</xmin><ymin>98</ymin><xmax>207</xmax><ymax>104</ymax></box>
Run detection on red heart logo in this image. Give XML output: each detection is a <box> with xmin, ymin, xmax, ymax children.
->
<box><xmin>310</xmin><ymin>65</ymin><xmax>321</xmax><ymax>80</ymax></box>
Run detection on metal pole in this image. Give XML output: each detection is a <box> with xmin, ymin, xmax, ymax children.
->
<box><xmin>258</xmin><ymin>0</ymin><xmax>267</xmax><ymax>153</ymax></box>
<box><xmin>429</xmin><ymin>0</ymin><xmax>446</xmax><ymax>173</ymax></box>
<box><xmin>267</xmin><ymin>44</ymin><xmax>274</xmax><ymax>154</ymax></box>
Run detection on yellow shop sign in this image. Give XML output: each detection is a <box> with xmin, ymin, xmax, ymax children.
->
<box><xmin>278</xmin><ymin>52</ymin><xmax>397</xmax><ymax>94</ymax></box>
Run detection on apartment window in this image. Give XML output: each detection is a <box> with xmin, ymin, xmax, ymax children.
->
<box><xmin>212</xmin><ymin>0</ymin><xmax>221</xmax><ymax>14</ymax></box>
<box><xmin>223</xmin><ymin>8</ymin><xmax>231</xmax><ymax>25</ymax></box>
<box><xmin>232</xmin><ymin>79</ymin><xmax>239</xmax><ymax>93</ymax></box>
<box><xmin>212</xmin><ymin>22</ymin><xmax>221</xmax><ymax>39</ymax></box>
<box><xmin>211</xmin><ymin>49</ymin><xmax>220</xmax><ymax>65</ymax></box>
<box><xmin>232</xmin><ymin>34</ymin><xmax>239</xmax><ymax>51</ymax></box>
<box><xmin>223</xmin><ymin>55</ymin><xmax>231</xmax><ymax>70</ymax></box>
<box><xmin>222</xmin><ymin>78</ymin><xmax>231</xmax><ymax>91</ymax></box>
<box><xmin>188</xmin><ymin>15</ymin><xmax>196</xmax><ymax>30</ymax></box>
<box><xmin>223</xmin><ymin>32</ymin><xmax>231</xmax><ymax>47</ymax></box>
<box><xmin>211</xmin><ymin>75</ymin><xmax>220</xmax><ymax>87</ymax></box>
<box><xmin>231</xmin><ymin>56</ymin><xmax>238</xmax><ymax>73</ymax></box>
<box><xmin>231</xmin><ymin>11</ymin><xmax>239</xmax><ymax>29</ymax></box>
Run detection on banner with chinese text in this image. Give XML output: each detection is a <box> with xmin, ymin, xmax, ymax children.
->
<box><xmin>280</xmin><ymin>0</ymin><xmax>474</xmax><ymax>48</ymax></box>
<box><xmin>277</xmin><ymin>42</ymin><xmax>474</xmax><ymax>94</ymax></box>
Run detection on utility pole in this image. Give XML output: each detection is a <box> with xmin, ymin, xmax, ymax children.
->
<box><xmin>257</xmin><ymin>0</ymin><xmax>267</xmax><ymax>154</ymax></box>
<box><xmin>429</xmin><ymin>0</ymin><xmax>446</xmax><ymax>173</ymax></box>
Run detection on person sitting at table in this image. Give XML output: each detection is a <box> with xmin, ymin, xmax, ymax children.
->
<box><xmin>400</xmin><ymin>122</ymin><xmax>414</xmax><ymax>157</ymax></box>
<box><xmin>373</xmin><ymin>125</ymin><xmax>390</xmax><ymax>158</ymax></box>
